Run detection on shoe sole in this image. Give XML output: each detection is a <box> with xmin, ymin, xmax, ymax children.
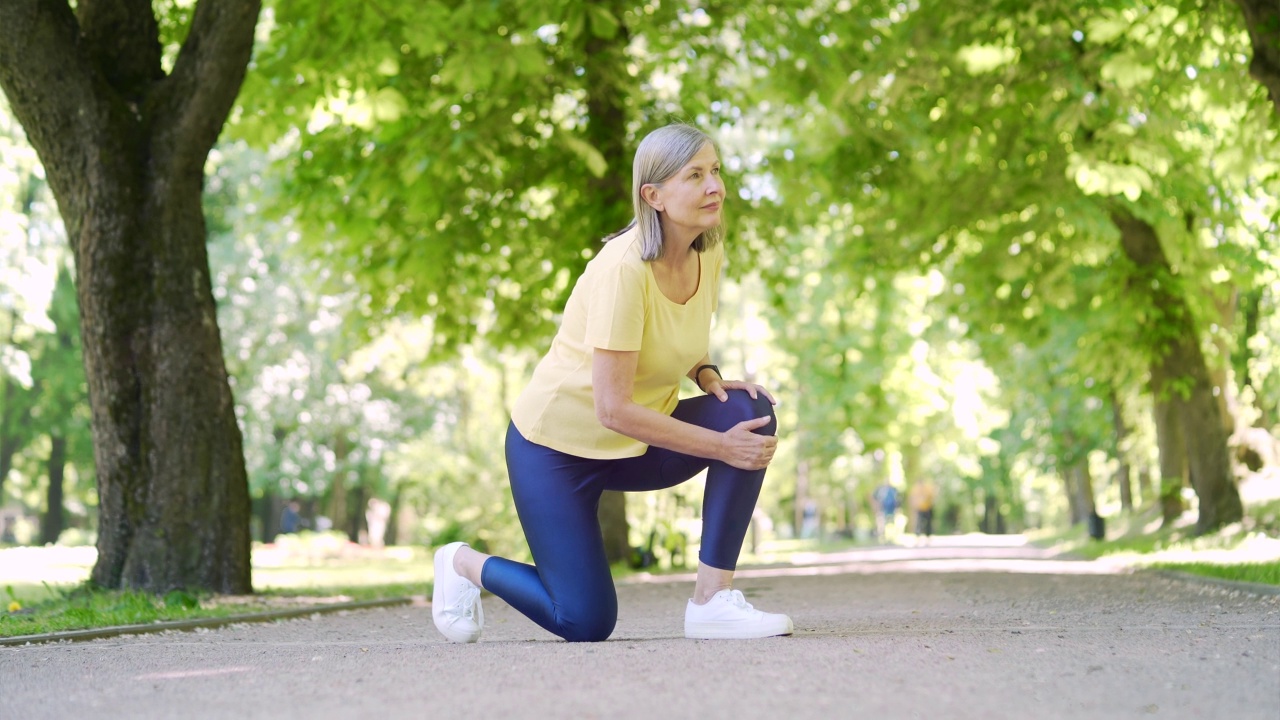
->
<box><xmin>685</xmin><ymin>619</ymin><xmax>794</xmax><ymax>640</ymax></box>
<box><xmin>432</xmin><ymin>542</ymin><xmax>482</xmax><ymax>643</ymax></box>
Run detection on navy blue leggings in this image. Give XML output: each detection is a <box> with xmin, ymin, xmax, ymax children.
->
<box><xmin>480</xmin><ymin>390</ymin><xmax>777</xmax><ymax>643</ymax></box>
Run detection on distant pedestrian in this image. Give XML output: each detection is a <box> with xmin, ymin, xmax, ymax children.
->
<box><xmin>280</xmin><ymin>501</ymin><xmax>301</xmax><ymax>535</ymax></box>
<box><xmin>909</xmin><ymin>479</ymin><xmax>937</xmax><ymax>544</ymax></box>
<box><xmin>430</xmin><ymin>124</ymin><xmax>792</xmax><ymax>644</ymax></box>
<box><xmin>800</xmin><ymin>499</ymin><xmax>819</xmax><ymax>539</ymax></box>
<box><xmin>366</xmin><ymin>498</ymin><xmax>391</xmax><ymax>548</ymax></box>
<box><xmin>872</xmin><ymin>482</ymin><xmax>899</xmax><ymax>542</ymax></box>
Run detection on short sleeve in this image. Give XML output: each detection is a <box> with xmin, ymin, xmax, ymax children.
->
<box><xmin>584</xmin><ymin>262</ymin><xmax>646</xmax><ymax>351</ymax></box>
<box><xmin>710</xmin><ymin>244</ymin><xmax>725</xmax><ymax>314</ymax></box>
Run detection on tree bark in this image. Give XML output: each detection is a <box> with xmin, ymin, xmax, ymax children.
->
<box><xmin>1152</xmin><ymin>395</ymin><xmax>1187</xmax><ymax>526</ymax></box>
<box><xmin>0</xmin><ymin>0</ymin><xmax>259</xmax><ymax>592</ymax></box>
<box><xmin>40</xmin><ymin>434</ymin><xmax>67</xmax><ymax>545</ymax></box>
<box><xmin>1062</xmin><ymin>452</ymin><xmax>1096</xmax><ymax>527</ymax></box>
<box><xmin>1137</xmin><ymin>468</ymin><xmax>1153</xmax><ymax>508</ymax></box>
<box><xmin>1113</xmin><ymin>212</ymin><xmax>1243</xmax><ymax>533</ymax></box>
<box><xmin>1075</xmin><ymin>460</ymin><xmax>1097</xmax><ymax>524</ymax></box>
<box><xmin>1234</xmin><ymin>0</ymin><xmax>1280</xmax><ymax>117</ymax></box>
<box><xmin>1210</xmin><ymin>290</ymin><xmax>1239</xmax><ymax>438</ymax></box>
<box><xmin>1062</xmin><ymin>467</ymin><xmax>1081</xmax><ymax>526</ymax></box>
<box><xmin>1111</xmin><ymin>392</ymin><xmax>1133</xmax><ymax>513</ymax></box>
<box><xmin>328</xmin><ymin>433</ymin><xmax>351</xmax><ymax>538</ymax></box>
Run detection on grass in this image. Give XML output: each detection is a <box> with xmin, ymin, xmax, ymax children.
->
<box><xmin>0</xmin><ymin>532</ymin><xmax>430</xmax><ymax>639</ymax></box>
<box><xmin>1147</xmin><ymin>561</ymin><xmax>1280</xmax><ymax>586</ymax></box>
<box><xmin>1030</xmin><ymin>496</ymin><xmax>1280</xmax><ymax>587</ymax></box>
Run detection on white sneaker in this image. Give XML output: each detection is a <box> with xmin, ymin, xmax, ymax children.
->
<box><xmin>684</xmin><ymin>589</ymin><xmax>794</xmax><ymax>639</ymax></box>
<box><xmin>432</xmin><ymin>542</ymin><xmax>483</xmax><ymax>643</ymax></box>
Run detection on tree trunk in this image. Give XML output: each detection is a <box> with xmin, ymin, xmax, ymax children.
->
<box><xmin>1237</xmin><ymin>289</ymin><xmax>1274</xmax><ymax>428</ymax></box>
<box><xmin>1116</xmin><ymin>463</ymin><xmax>1133</xmax><ymax>514</ymax></box>
<box><xmin>1074</xmin><ymin>460</ymin><xmax>1097</xmax><ymax>524</ymax></box>
<box><xmin>794</xmin><ymin>457</ymin><xmax>810</xmax><ymax>537</ymax></box>
<box><xmin>1153</xmin><ymin>395</ymin><xmax>1187</xmax><ymax>526</ymax></box>
<box><xmin>328</xmin><ymin>434</ymin><xmax>351</xmax><ymax>538</ymax></box>
<box><xmin>1234</xmin><ymin>0</ymin><xmax>1280</xmax><ymax>117</ymax></box>
<box><xmin>0</xmin><ymin>421</ymin><xmax>18</xmax><ymax>507</ymax></box>
<box><xmin>582</xmin><ymin>0</ymin><xmax>636</xmax><ymax>563</ymax></box>
<box><xmin>981</xmin><ymin>492</ymin><xmax>1005</xmax><ymax>534</ymax></box>
<box><xmin>257</xmin><ymin>490</ymin><xmax>280</xmax><ymax>544</ymax></box>
<box><xmin>1063</xmin><ymin>467</ymin><xmax>1081</xmax><ymax>526</ymax></box>
<box><xmin>1210</xmin><ymin>290</ymin><xmax>1239</xmax><ymax>438</ymax></box>
<box><xmin>385</xmin><ymin>484</ymin><xmax>402</xmax><ymax>547</ymax></box>
<box><xmin>1062</xmin><ymin>452</ymin><xmax>1095</xmax><ymax>527</ymax></box>
<box><xmin>0</xmin><ymin>0</ymin><xmax>260</xmax><ymax>592</ymax></box>
<box><xmin>1137</xmin><ymin>468</ymin><xmax>1153</xmax><ymax>508</ymax></box>
<box><xmin>347</xmin><ymin>481</ymin><xmax>366</xmax><ymax>544</ymax></box>
<box><xmin>39</xmin><ymin>434</ymin><xmax>67</xmax><ymax>545</ymax></box>
<box><xmin>1113</xmin><ymin>212</ymin><xmax>1242</xmax><ymax>533</ymax></box>
<box><xmin>1111</xmin><ymin>392</ymin><xmax>1133</xmax><ymax>513</ymax></box>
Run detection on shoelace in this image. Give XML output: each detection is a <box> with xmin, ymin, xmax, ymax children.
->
<box><xmin>724</xmin><ymin>589</ymin><xmax>754</xmax><ymax>610</ymax></box>
<box><xmin>446</xmin><ymin>583</ymin><xmax>480</xmax><ymax>622</ymax></box>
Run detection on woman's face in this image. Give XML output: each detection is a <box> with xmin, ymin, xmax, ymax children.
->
<box><xmin>649</xmin><ymin>142</ymin><xmax>725</xmax><ymax>237</ymax></box>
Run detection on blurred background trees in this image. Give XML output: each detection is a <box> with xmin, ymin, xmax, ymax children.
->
<box><xmin>2</xmin><ymin>0</ymin><xmax>1279</xmax><ymax>580</ymax></box>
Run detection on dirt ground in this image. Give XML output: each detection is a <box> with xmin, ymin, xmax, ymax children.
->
<box><xmin>3</xmin><ymin>536</ymin><xmax>1278</xmax><ymax>720</ymax></box>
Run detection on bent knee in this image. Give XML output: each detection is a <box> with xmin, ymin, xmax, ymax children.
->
<box><xmin>557</xmin><ymin>612</ymin><xmax>616</xmax><ymax>643</ymax></box>
<box><xmin>723</xmin><ymin>390</ymin><xmax>777</xmax><ymax>436</ymax></box>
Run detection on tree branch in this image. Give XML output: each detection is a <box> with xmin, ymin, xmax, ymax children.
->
<box><xmin>78</xmin><ymin>0</ymin><xmax>163</xmax><ymax>102</ymax></box>
<box><xmin>152</xmin><ymin>0</ymin><xmax>262</xmax><ymax>175</ymax></box>
<box><xmin>0</xmin><ymin>0</ymin><xmax>104</xmax><ymax>226</ymax></box>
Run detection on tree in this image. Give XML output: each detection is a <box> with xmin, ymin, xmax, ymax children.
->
<box><xmin>30</xmin><ymin>267</ymin><xmax>92</xmax><ymax>545</ymax></box>
<box><xmin>1232</xmin><ymin>0</ymin><xmax>1280</xmax><ymax>116</ymax></box>
<box><xmin>716</xmin><ymin>0</ymin><xmax>1265</xmax><ymax>532</ymax></box>
<box><xmin>0</xmin><ymin>0</ymin><xmax>260</xmax><ymax>591</ymax></box>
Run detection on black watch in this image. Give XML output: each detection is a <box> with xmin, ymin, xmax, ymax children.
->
<box><xmin>694</xmin><ymin>364</ymin><xmax>722</xmax><ymax>391</ymax></box>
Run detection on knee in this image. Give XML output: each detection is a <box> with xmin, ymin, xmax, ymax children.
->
<box><xmin>558</xmin><ymin>609</ymin><xmax>616</xmax><ymax>643</ymax></box>
<box><xmin>723</xmin><ymin>390</ymin><xmax>777</xmax><ymax>436</ymax></box>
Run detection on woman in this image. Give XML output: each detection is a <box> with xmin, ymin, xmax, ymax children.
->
<box><xmin>432</xmin><ymin>123</ymin><xmax>791</xmax><ymax>643</ymax></box>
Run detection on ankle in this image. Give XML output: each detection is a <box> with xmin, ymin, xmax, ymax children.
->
<box><xmin>452</xmin><ymin>545</ymin><xmax>470</xmax><ymax>576</ymax></box>
<box><xmin>453</xmin><ymin>546</ymin><xmax>487</xmax><ymax>588</ymax></box>
<box><xmin>693</xmin><ymin>585</ymin><xmax>731</xmax><ymax>605</ymax></box>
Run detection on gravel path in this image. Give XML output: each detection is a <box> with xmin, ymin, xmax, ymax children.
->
<box><xmin>3</xmin><ymin>537</ymin><xmax>1278</xmax><ymax>720</ymax></box>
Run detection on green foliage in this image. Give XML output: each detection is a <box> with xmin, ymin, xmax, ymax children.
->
<box><xmin>206</xmin><ymin>142</ymin><xmax>437</xmax><ymax>533</ymax></box>
<box><xmin>0</xmin><ymin>94</ymin><xmax>94</xmax><ymax>529</ymax></box>
<box><xmin>1150</xmin><ymin>560</ymin><xmax>1280</xmax><ymax>586</ymax></box>
<box><xmin>5</xmin><ymin>0</ymin><xmax>1280</xmax><ymax>559</ymax></box>
<box><xmin>235</xmin><ymin>0</ymin><xmax>667</xmax><ymax>352</ymax></box>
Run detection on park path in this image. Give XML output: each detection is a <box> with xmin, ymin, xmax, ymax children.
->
<box><xmin>2</xmin><ymin>536</ymin><xmax>1278</xmax><ymax>720</ymax></box>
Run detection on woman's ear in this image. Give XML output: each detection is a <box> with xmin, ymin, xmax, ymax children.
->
<box><xmin>640</xmin><ymin>183</ymin><xmax>664</xmax><ymax>212</ymax></box>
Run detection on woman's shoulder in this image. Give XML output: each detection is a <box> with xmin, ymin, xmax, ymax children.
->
<box><xmin>591</xmin><ymin>226</ymin><xmax>646</xmax><ymax>274</ymax></box>
<box><xmin>704</xmin><ymin>238</ymin><xmax>725</xmax><ymax>263</ymax></box>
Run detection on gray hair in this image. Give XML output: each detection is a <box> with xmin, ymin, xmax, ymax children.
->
<box><xmin>604</xmin><ymin>124</ymin><xmax>724</xmax><ymax>261</ymax></box>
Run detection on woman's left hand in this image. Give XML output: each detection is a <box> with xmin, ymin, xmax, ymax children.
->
<box><xmin>704</xmin><ymin>378</ymin><xmax>777</xmax><ymax>406</ymax></box>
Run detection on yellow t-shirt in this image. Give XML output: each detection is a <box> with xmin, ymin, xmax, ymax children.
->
<box><xmin>910</xmin><ymin>483</ymin><xmax>936</xmax><ymax>511</ymax></box>
<box><xmin>511</xmin><ymin>228</ymin><xmax>723</xmax><ymax>459</ymax></box>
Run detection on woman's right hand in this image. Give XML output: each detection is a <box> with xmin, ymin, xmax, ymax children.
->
<box><xmin>720</xmin><ymin>416</ymin><xmax>778</xmax><ymax>470</ymax></box>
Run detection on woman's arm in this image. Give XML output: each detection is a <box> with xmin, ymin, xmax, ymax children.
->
<box><xmin>594</xmin><ymin>349</ymin><xmax>776</xmax><ymax>470</ymax></box>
